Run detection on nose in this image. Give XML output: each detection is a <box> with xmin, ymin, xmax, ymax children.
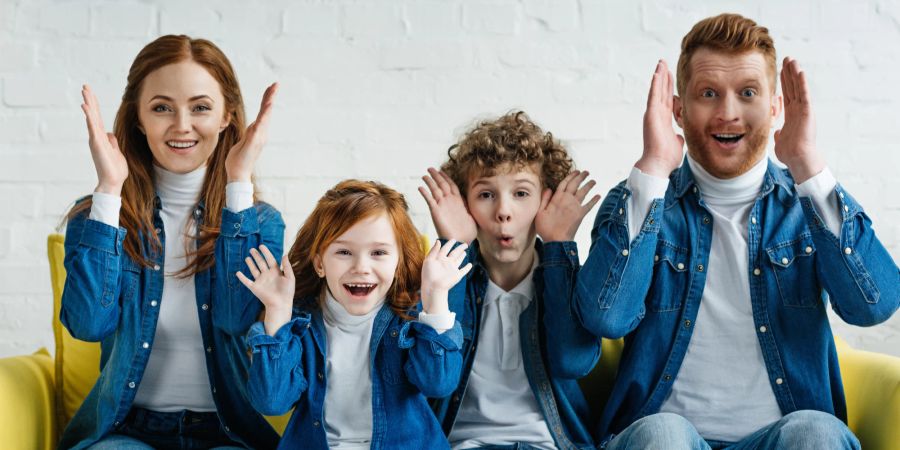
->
<box><xmin>351</xmin><ymin>255</ymin><xmax>371</xmax><ymax>274</ymax></box>
<box><xmin>715</xmin><ymin>93</ymin><xmax>740</xmax><ymax>123</ymax></box>
<box><xmin>173</xmin><ymin>110</ymin><xmax>191</xmax><ymax>133</ymax></box>
<box><xmin>495</xmin><ymin>195</ymin><xmax>512</xmax><ymax>223</ymax></box>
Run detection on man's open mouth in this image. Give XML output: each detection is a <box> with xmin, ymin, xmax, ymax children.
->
<box><xmin>712</xmin><ymin>133</ymin><xmax>744</xmax><ymax>144</ymax></box>
<box><xmin>344</xmin><ymin>283</ymin><xmax>377</xmax><ymax>296</ymax></box>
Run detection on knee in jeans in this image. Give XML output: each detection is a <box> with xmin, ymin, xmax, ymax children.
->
<box><xmin>629</xmin><ymin>413</ymin><xmax>700</xmax><ymax>444</ymax></box>
<box><xmin>778</xmin><ymin>410</ymin><xmax>859</xmax><ymax>449</ymax></box>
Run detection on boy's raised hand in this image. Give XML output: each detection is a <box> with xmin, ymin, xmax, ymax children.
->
<box><xmin>636</xmin><ymin>60</ymin><xmax>685</xmax><ymax>178</ymax></box>
<box><xmin>81</xmin><ymin>84</ymin><xmax>128</xmax><ymax>196</ymax></box>
<box><xmin>774</xmin><ymin>57</ymin><xmax>823</xmax><ymax>184</ymax></box>
<box><xmin>236</xmin><ymin>244</ymin><xmax>295</xmax><ymax>335</ymax></box>
<box><xmin>420</xmin><ymin>239</ymin><xmax>472</xmax><ymax>316</ymax></box>
<box><xmin>536</xmin><ymin>170</ymin><xmax>601</xmax><ymax>242</ymax></box>
<box><xmin>418</xmin><ymin>168</ymin><xmax>478</xmax><ymax>243</ymax></box>
<box><xmin>225</xmin><ymin>82</ymin><xmax>278</xmax><ymax>183</ymax></box>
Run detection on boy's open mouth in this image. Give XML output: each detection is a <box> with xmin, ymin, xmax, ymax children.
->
<box><xmin>344</xmin><ymin>283</ymin><xmax>377</xmax><ymax>297</ymax></box>
<box><xmin>712</xmin><ymin>133</ymin><xmax>744</xmax><ymax>144</ymax></box>
<box><xmin>498</xmin><ymin>235</ymin><xmax>514</xmax><ymax>247</ymax></box>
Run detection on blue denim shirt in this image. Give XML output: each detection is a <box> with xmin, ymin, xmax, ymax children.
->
<box><xmin>59</xmin><ymin>197</ymin><xmax>285</xmax><ymax>450</ymax></box>
<box><xmin>431</xmin><ymin>239</ymin><xmax>601</xmax><ymax>450</ymax></box>
<box><xmin>246</xmin><ymin>302</ymin><xmax>464</xmax><ymax>450</ymax></box>
<box><xmin>575</xmin><ymin>160</ymin><xmax>900</xmax><ymax>442</ymax></box>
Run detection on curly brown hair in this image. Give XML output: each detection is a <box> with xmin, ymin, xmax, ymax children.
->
<box><xmin>441</xmin><ymin>111</ymin><xmax>573</xmax><ymax>196</ymax></box>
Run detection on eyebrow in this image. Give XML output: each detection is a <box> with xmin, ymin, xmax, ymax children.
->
<box><xmin>332</xmin><ymin>240</ymin><xmax>395</xmax><ymax>247</ymax></box>
<box><xmin>147</xmin><ymin>95</ymin><xmax>215</xmax><ymax>103</ymax></box>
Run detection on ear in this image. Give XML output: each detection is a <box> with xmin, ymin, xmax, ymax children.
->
<box><xmin>219</xmin><ymin>110</ymin><xmax>231</xmax><ymax>133</ymax></box>
<box><xmin>674</xmin><ymin>95</ymin><xmax>685</xmax><ymax>129</ymax></box>
<box><xmin>312</xmin><ymin>255</ymin><xmax>325</xmax><ymax>278</ymax></box>
<box><xmin>771</xmin><ymin>93</ymin><xmax>783</xmax><ymax>124</ymax></box>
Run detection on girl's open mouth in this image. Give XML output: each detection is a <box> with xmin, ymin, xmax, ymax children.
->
<box><xmin>344</xmin><ymin>283</ymin><xmax>377</xmax><ymax>297</ymax></box>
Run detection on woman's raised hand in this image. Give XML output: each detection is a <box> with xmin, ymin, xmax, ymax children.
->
<box><xmin>81</xmin><ymin>85</ymin><xmax>128</xmax><ymax>195</ymax></box>
<box><xmin>225</xmin><ymin>82</ymin><xmax>278</xmax><ymax>183</ymax></box>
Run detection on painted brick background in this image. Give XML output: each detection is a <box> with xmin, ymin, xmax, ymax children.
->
<box><xmin>1</xmin><ymin>0</ymin><xmax>898</xmax><ymax>358</ymax></box>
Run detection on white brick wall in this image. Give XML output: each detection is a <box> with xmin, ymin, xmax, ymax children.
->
<box><xmin>1</xmin><ymin>0</ymin><xmax>898</xmax><ymax>358</ymax></box>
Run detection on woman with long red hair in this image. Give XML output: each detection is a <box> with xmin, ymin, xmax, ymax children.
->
<box><xmin>60</xmin><ymin>35</ymin><xmax>283</xmax><ymax>449</ymax></box>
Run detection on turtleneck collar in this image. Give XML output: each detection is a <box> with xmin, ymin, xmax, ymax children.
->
<box><xmin>153</xmin><ymin>164</ymin><xmax>206</xmax><ymax>205</ymax></box>
<box><xmin>687</xmin><ymin>153</ymin><xmax>767</xmax><ymax>205</ymax></box>
<box><xmin>322</xmin><ymin>288</ymin><xmax>384</xmax><ymax>328</ymax></box>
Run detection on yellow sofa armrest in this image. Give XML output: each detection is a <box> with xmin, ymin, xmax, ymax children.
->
<box><xmin>0</xmin><ymin>348</ymin><xmax>57</xmax><ymax>450</ymax></box>
<box><xmin>837</xmin><ymin>338</ymin><xmax>900</xmax><ymax>450</ymax></box>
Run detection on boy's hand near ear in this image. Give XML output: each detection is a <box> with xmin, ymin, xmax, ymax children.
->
<box><xmin>419</xmin><ymin>168</ymin><xmax>478</xmax><ymax>244</ymax></box>
<box><xmin>774</xmin><ymin>57</ymin><xmax>823</xmax><ymax>184</ymax></box>
<box><xmin>536</xmin><ymin>170</ymin><xmax>601</xmax><ymax>242</ymax></box>
<box><xmin>236</xmin><ymin>244</ymin><xmax>295</xmax><ymax>336</ymax></box>
<box><xmin>226</xmin><ymin>82</ymin><xmax>278</xmax><ymax>183</ymax></box>
<box><xmin>636</xmin><ymin>60</ymin><xmax>685</xmax><ymax>178</ymax></box>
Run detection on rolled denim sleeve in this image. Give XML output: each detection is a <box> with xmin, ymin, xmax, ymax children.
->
<box><xmin>540</xmin><ymin>241</ymin><xmax>602</xmax><ymax>379</ymax></box>
<box><xmin>800</xmin><ymin>185</ymin><xmax>900</xmax><ymax>326</ymax></box>
<box><xmin>246</xmin><ymin>314</ymin><xmax>311</xmax><ymax>416</ymax></box>
<box><xmin>60</xmin><ymin>211</ymin><xmax>128</xmax><ymax>342</ymax></box>
<box><xmin>214</xmin><ymin>202</ymin><xmax>286</xmax><ymax>335</ymax></box>
<box><xmin>575</xmin><ymin>181</ymin><xmax>665</xmax><ymax>339</ymax></box>
<box><xmin>399</xmin><ymin>318</ymin><xmax>464</xmax><ymax>399</ymax></box>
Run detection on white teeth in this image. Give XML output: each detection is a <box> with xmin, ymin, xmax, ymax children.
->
<box><xmin>346</xmin><ymin>283</ymin><xmax>375</xmax><ymax>288</ymax></box>
<box><xmin>167</xmin><ymin>141</ymin><xmax>197</xmax><ymax>148</ymax></box>
<box><xmin>715</xmin><ymin>134</ymin><xmax>741</xmax><ymax>138</ymax></box>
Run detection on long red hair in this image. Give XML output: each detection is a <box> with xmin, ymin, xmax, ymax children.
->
<box><xmin>288</xmin><ymin>180</ymin><xmax>424</xmax><ymax>318</ymax></box>
<box><xmin>68</xmin><ymin>35</ymin><xmax>252</xmax><ymax>275</ymax></box>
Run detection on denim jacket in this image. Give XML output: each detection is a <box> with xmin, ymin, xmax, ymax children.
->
<box><xmin>575</xmin><ymin>160</ymin><xmax>900</xmax><ymax>442</ymax></box>
<box><xmin>431</xmin><ymin>239</ymin><xmax>601</xmax><ymax>450</ymax></box>
<box><xmin>59</xmin><ymin>197</ymin><xmax>285</xmax><ymax>450</ymax></box>
<box><xmin>246</xmin><ymin>301</ymin><xmax>464</xmax><ymax>450</ymax></box>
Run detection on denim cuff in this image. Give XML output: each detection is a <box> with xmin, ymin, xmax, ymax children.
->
<box><xmin>79</xmin><ymin>218</ymin><xmax>126</xmax><ymax>255</ymax></box>
<box><xmin>398</xmin><ymin>319</ymin><xmax>463</xmax><ymax>354</ymax></box>
<box><xmin>246</xmin><ymin>314</ymin><xmax>311</xmax><ymax>359</ymax></box>
<box><xmin>541</xmin><ymin>241</ymin><xmax>578</xmax><ymax>267</ymax></box>
<box><xmin>220</xmin><ymin>205</ymin><xmax>260</xmax><ymax>237</ymax></box>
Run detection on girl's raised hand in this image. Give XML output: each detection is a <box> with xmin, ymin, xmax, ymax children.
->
<box><xmin>420</xmin><ymin>239</ymin><xmax>472</xmax><ymax>315</ymax></box>
<box><xmin>225</xmin><ymin>82</ymin><xmax>278</xmax><ymax>183</ymax></box>
<box><xmin>235</xmin><ymin>244</ymin><xmax>295</xmax><ymax>335</ymax></box>
<box><xmin>418</xmin><ymin>168</ymin><xmax>477</xmax><ymax>243</ymax></box>
<box><xmin>81</xmin><ymin>85</ymin><xmax>128</xmax><ymax>195</ymax></box>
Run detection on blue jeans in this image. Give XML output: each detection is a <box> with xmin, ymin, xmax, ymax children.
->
<box><xmin>604</xmin><ymin>410</ymin><xmax>860</xmax><ymax>450</ymax></box>
<box><xmin>86</xmin><ymin>407</ymin><xmax>245</xmax><ymax>450</ymax></box>
<box><xmin>471</xmin><ymin>445</ymin><xmax>546</xmax><ymax>450</ymax></box>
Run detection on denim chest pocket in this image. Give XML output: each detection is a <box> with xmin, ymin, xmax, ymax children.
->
<box><xmin>648</xmin><ymin>240</ymin><xmax>690</xmax><ymax>312</ymax></box>
<box><xmin>766</xmin><ymin>234</ymin><xmax>820</xmax><ymax>308</ymax></box>
<box><xmin>120</xmin><ymin>259</ymin><xmax>141</xmax><ymax>306</ymax></box>
<box><xmin>380</xmin><ymin>327</ymin><xmax>407</xmax><ymax>385</ymax></box>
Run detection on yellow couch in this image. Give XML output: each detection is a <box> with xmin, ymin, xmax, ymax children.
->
<box><xmin>0</xmin><ymin>234</ymin><xmax>897</xmax><ymax>449</ymax></box>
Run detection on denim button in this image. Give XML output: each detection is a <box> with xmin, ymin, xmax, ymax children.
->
<box><xmin>206</xmin><ymin>346</ymin><xmax>212</xmax><ymax>353</ymax></box>
<box><xmin>844</xmin><ymin>247</ymin><xmax>853</xmax><ymax>255</ymax></box>
<box><xmin>683</xmin><ymin>320</ymin><xmax>691</xmax><ymax>328</ymax></box>
<box><xmin>128</xmin><ymin>381</ymin><xmax>135</xmax><ymax>388</ymax></box>
<box><xmin>621</xmin><ymin>249</ymin><xmax>629</xmax><ymax>256</ymax></box>
<box><xmin>843</xmin><ymin>205</ymin><xmax>849</xmax><ymax>212</ymax></box>
<box><xmin>202</xmin><ymin>304</ymin><xmax>209</xmax><ymax>311</ymax></box>
<box><xmin>318</xmin><ymin>372</ymin><xmax>324</xmax><ymax>380</ymax></box>
<box><xmin>234</xmin><ymin>223</ymin><xmax>240</xmax><ymax>229</ymax></box>
<box><xmin>654</xmin><ymin>255</ymin><xmax>659</xmax><ymax>262</ymax></box>
<box><xmin>390</xmin><ymin>330</ymin><xmax>398</xmax><ymax>337</ymax></box>
<box><xmin>751</xmin><ymin>216</ymin><xmax>757</xmax><ymax>224</ymax></box>
<box><xmin>664</xmin><ymin>374</ymin><xmax>672</xmax><ymax>381</ymax></box>
<box><xmin>153</xmin><ymin>264</ymin><xmax>160</xmax><ymax>271</ymax></box>
<box><xmin>759</xmin><ymin>326</ymin><xmax>767</xmax><ymax>333</ymax></box>
<box><xmin>775</xmin><ymin>378</ymin><xmax>783</xmax><ymax>385</ymax></box>
<box><xmin>805</xmin><ymin>246</ymin><xmax>813</xmax><ymax>254</ymax></box>
<box><xmin>568</xmin><ymin>250</ymin><xmax>576</xmax><ymax>256</ymax></box>
<box><xmin>703</xmin><ymin>216</ymin><xmax>710</xmax><ymax>224</ymax></box>
<box><xmin>753</xmin><ymin>268</ymin><xmax>761</xmax><ymax>276</ymax></box>
<box><xmin>476</xmin><ymin>296</ymin><xmax>482</xmax><ymax>304</ymax></box>
<box><xmin>313</xmin><ymin>420</ymin><xmax>320</xmax><ymax>427</ymax></box>
<box><xmin>696</xmin><ymin>264</ymin><xmax>704</xmax><ymax>272</ymax></box>
<box><xmin>151</xmin><ymin>300</ymin><xmax>158</xmax><ymax>307</ymax></box>
<box><xmin>618</xmin><ymin>208</ymin><xmax>624</xmax><ymax>215</ymax></box>
<box><xmin>676</xmin><ymin>262</ymin><xmax>685</xmax><ymax>270</ymax></box>
<box><xmin>781</xmin><ymin>257</ymin><xmax>789</xmax><ymax>265</ymax></box>
<box><xmin>142</xmin><ymin>342</ymin><xmax>149</xmax><ymax>349</ymax></box>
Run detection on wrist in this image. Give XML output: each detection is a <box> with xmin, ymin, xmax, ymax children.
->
<box><xmin>786</xmin><ymin>155</ymin><xmax>825</xmax><ymax>184</ymax></box>
<box><xmin>263</xmin><ymin>306</ymin><xmax>292</xmax><ymax>336</ymax></box>
<box><xmin>95</xmin><ymin>182</ymin><xmax>123</xmax><ymax>196</ymax></box>
<box><xmin>635</xmin><ymin>156</ymin><xmax>677</xmax><ymax>178</ymax></box>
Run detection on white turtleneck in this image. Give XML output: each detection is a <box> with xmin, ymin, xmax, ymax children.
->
<box><xmin>322</xmin><ymin>290</ymin><xmax>382</xmax><ymax>449</ymax></box>
<box><xmin>89</xmin><ymin>165</ymin><xmax>253</xmax><ymax>412</ymax></box>
<box><xmin>625</xmin><ymin>155</ymin><xmax>841</xmax><ymax>442</ymax></box>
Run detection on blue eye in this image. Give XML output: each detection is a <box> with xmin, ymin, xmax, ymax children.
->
<box><xmin>741</xmin><ymin>88</ymin><xmax>756</xmax><ymax>97</ymax></box>
<box><xmin>152</xmin><ymin>104</ymin><xmax>172</xmax><ymax>113</ymax></box>
<box><xmin>701</xmin><ymin>89</ymin><xmax>716</xmax><ymax>98</ymax></box>
<box><xmin>193</xmin><ymin>104</ymin><xmax>212</xmax><ymax>112</ymax></box>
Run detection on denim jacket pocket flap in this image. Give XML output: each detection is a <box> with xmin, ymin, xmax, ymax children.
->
<box><xmin>654</xmin><ymin>241</ymin><xmax>689</xmax><ymax>272</ymax></box>
<box><xmin>766</xmin><ymin>234</ymin><xmax>816</xmax><ymax>268</ymax></box>
<box><xmin>765</xmin><ymin>234</ymin><xmax>819</xmax><ymax>308</ymax></box>
<box><xmin>121</xmin><ymin>258</ymin><xmax>141</xmax><ymax>273</ymax></box>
